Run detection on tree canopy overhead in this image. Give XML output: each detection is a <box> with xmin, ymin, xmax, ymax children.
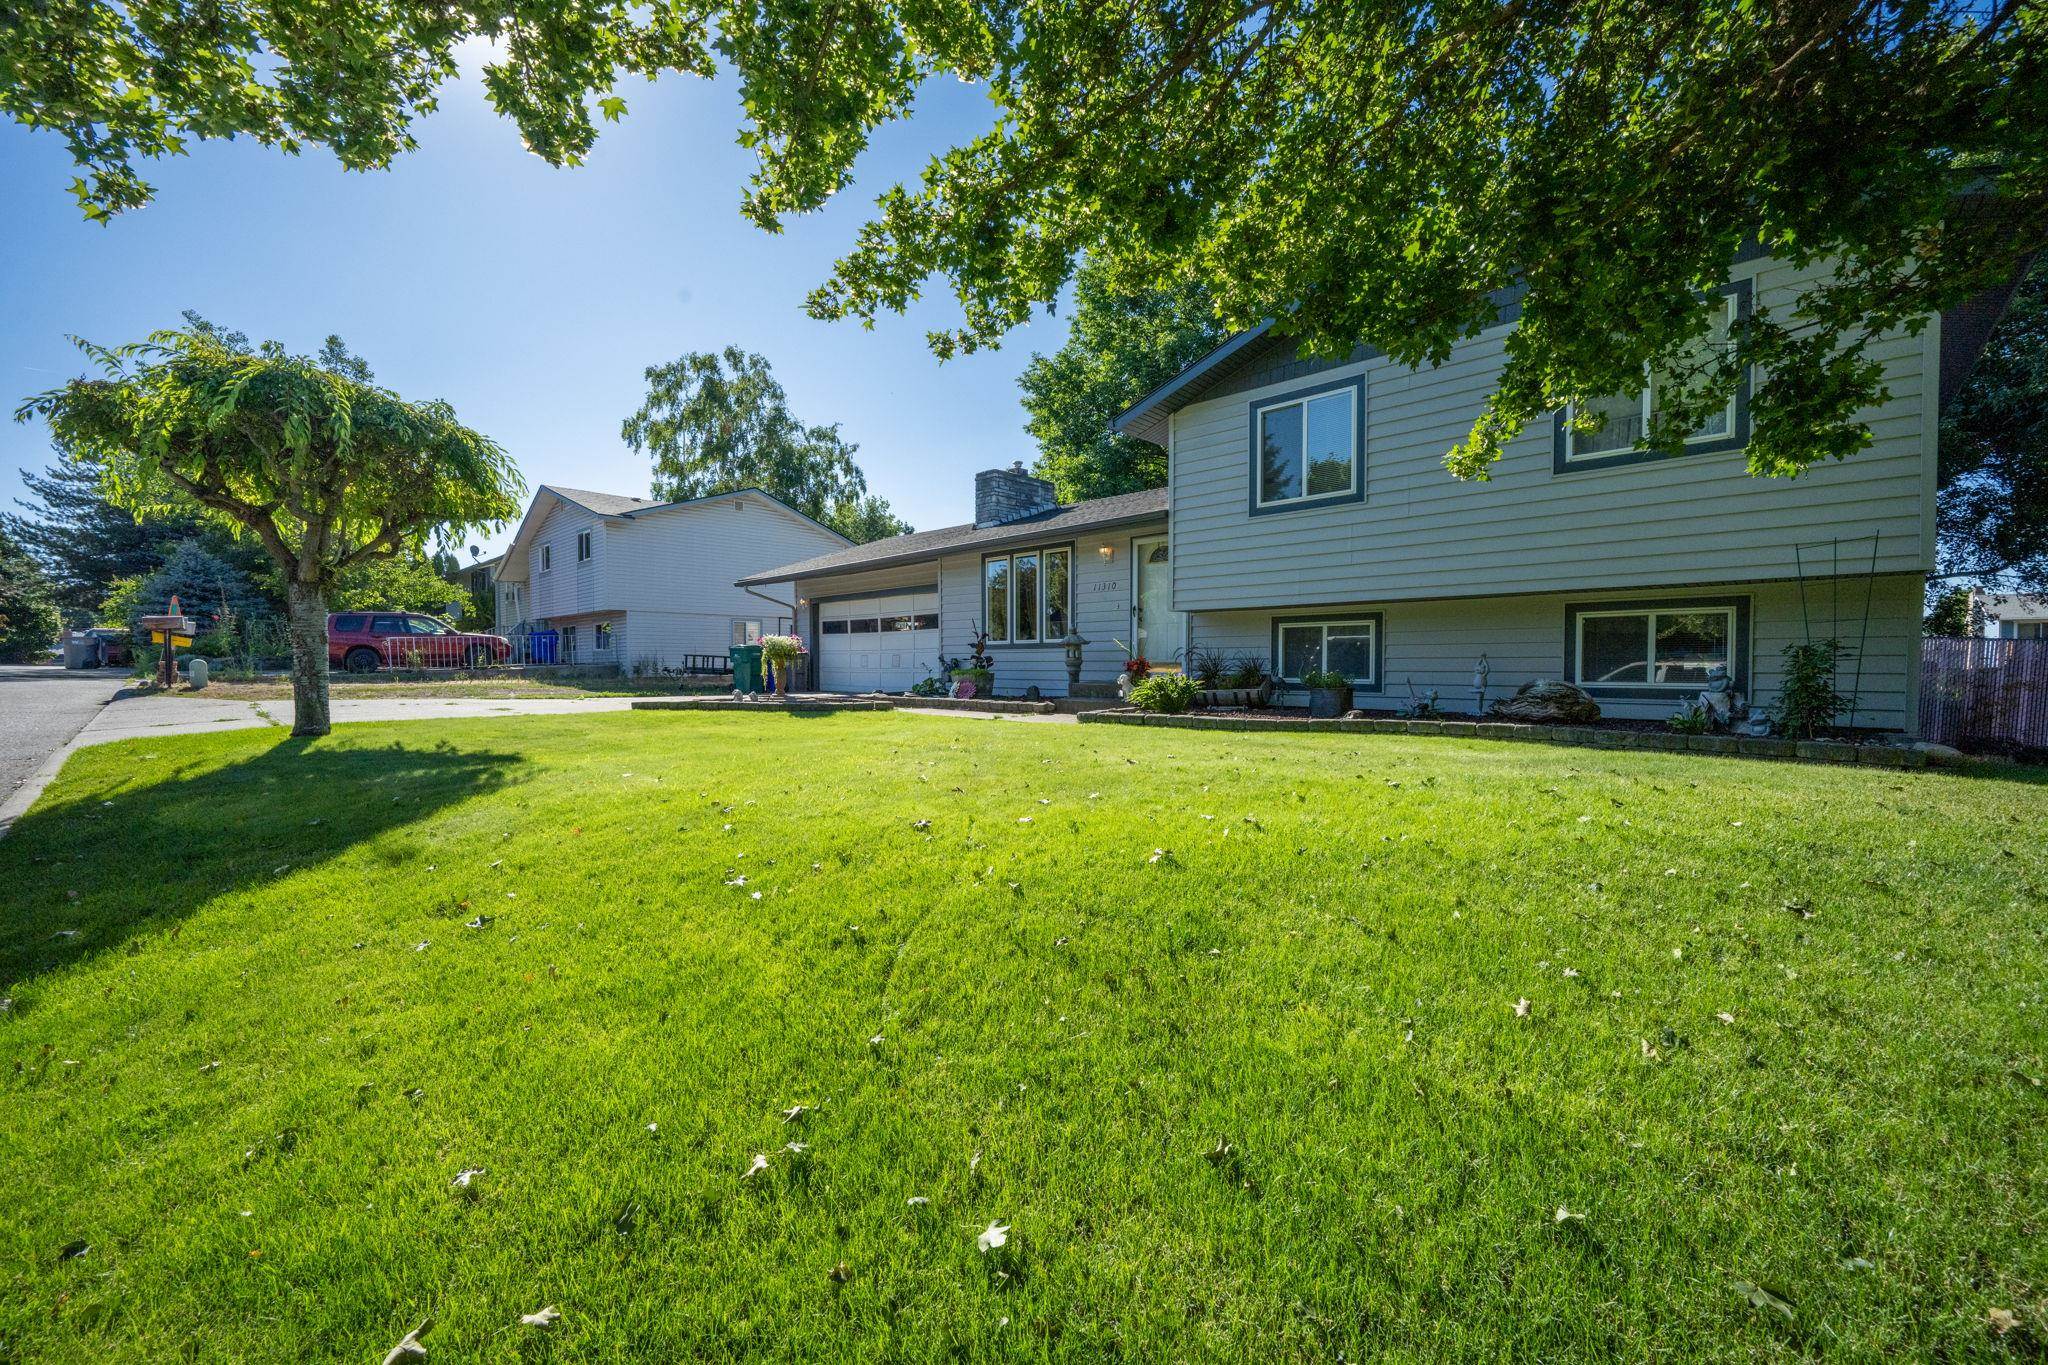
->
<box><xmin>622</xmin><ymin>347</ymin><xmax>910</xmax><ymax>543</ymax></box>
<box><xmin>8</xmin><ymin>2</ymin><xmax>2043</xmax><ymax>483</ymax></box>
<box><xmin>16</xmin><ymin>316</ymin><xmax>522</xmax><ymax>734</ymax></box>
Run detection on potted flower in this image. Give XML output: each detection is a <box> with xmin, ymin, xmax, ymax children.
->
<box><xmin>950</xmin><ymin>627</ymin><xmax>994</xmax><ymax>698</ymax></box>
<box><xmin>759</xmin><ymin>634</ymin><xmax>806</xmax><ymax>694</ymax></box>
<box><xmin>1302</xmin><ymin>668</ymin><xmax>1353</xmax><ymax>719</ymax></box>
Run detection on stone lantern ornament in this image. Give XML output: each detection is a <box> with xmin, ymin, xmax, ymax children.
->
<box><xmin>1062</xmin><ymin>632</ymin><xmax>1089</xmax><ymax>693</ymax></box>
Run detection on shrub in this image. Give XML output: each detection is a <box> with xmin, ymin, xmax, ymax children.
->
<box><xmin>1774</xmin><ymin>639</ymin><xmax>1853</xmax><ymax>739</ymax></box>
<box><xmin>1130</xmin><ymin>673</ymin><xmax>1200</xmax><ymax>713</ymax></box>
<box><xmin>1186</xmin><ymin>647</ymin><xmax>1228</xmax><ymax>686</ymax></box>
<box><xmin>1224</xmin><ymin>654</ymin><xmax>1270</xmax><ymax>689</ymax></box>
<box><xmin>1301</xmin><ymin>669</ymin><xmax>1349</xmax><ymax>690</ymax></box>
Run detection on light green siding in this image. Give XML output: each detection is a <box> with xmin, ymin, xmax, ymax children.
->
<box><xmin>1191</xmin><ymin>573</ymin><xmax>1924</xmax><ymax>730</ymax></box>
<box><xmin>1165</xmin><ymin>255</ymin><xmax>1939</xmax><ymax>613</ymax></box>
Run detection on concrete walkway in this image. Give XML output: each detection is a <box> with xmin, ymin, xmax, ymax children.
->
<box><xmin>73</xmin><ymin>693</ymin><xmax>640</xmax><ymax>748</ymax></box>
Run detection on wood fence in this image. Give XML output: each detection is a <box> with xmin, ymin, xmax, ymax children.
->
<box><xmin>1919</xmin><ymin>636</ymin><xmax>2048</xmax><ymax>753</ymax></box>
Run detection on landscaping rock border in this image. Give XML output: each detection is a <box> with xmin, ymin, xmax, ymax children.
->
<box><xmin>1077</xmin><ymin>708</ymin><xmax>1929</xmax><ymax>767</ymax></box>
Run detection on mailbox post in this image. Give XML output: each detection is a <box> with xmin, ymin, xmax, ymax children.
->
<box><xmin>139</xmin><ymin>594</ymin><xmax>197</xmax><ymax>689</ymax></box>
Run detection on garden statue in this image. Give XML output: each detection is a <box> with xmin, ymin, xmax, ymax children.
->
<box><xmin>1402</xmin><ymin>681</ymin><xmax>1443</xmax><ymax>719</ymax></box>
<box><xmin>1062</xmin><ymin>631</ymin><xmax>1089</xmax><ymax>693</ymax></box>
<box><xmin>1736</xmin><ymin>705</ymin><xmax>1775</xmax><ymax>738</ymax></box>
<box><xmin>1473</xmin><ymin>653</ymin><xmax>1491</xmax><ymax>712</ymax></box>
<box><xmin>1697</xmin><ymin>664</ymin><xmax>1742</xmax><ymax>729</ymax></box>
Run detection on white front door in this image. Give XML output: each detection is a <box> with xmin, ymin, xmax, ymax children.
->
<box><xmin>818</xmin><ymin>592</ymin><xmax>941</xmax><ymax>692</ymax></box>
<box><xmin>1132</xmin><ymin>536</ymin><xmax>1181</xmax><ymax>663</ymax></box>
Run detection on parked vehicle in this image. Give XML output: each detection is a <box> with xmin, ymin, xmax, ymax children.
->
<box><xmin>326</xmin><ymin>612</ymin><xmax>511</xmax><ymax>672</ymax></box>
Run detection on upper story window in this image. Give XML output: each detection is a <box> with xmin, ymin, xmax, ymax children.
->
<box><xmin>1249</xmin><ymin>375</ymin><xmax>1365</xmax><ymax>514</ymax></box>
<box><xmin>576</xmin><ymin>530</ymin><xmax>592</xmax><ymax>562</ymax></box>
<box><xmin>540</xmin><ymin>544</ymin><xmax>552</xmax><ymax>573</ymax></box>
<box><xmin>1556</xmin><ymin>282</ymin><xmax>1751</xmax><ymax>472</ymax></box>
<box><xmin>982</xmin><ymin>544</ymin><xmax>1073</xmax><ymax>644</ymax></box>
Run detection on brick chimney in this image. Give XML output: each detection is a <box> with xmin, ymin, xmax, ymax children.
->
<box><xmin>974</xmin><ymin>462</ymin><xmax>1058</xmax><ymax>528</ymax></box>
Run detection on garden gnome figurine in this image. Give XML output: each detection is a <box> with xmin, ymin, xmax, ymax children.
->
<box><xmin>1473</xmin><ymin>653</ymin><xmax>1491</xmax><ymax>713</ymax></box>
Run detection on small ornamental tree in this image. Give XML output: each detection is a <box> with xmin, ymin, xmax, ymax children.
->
<box><xmin>17</xmin><ymin>319</ymin><xmax>522</xmax><ymax>737</ymax></box>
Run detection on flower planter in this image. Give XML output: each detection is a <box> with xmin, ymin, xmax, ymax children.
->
<box><xmin>950</xmin><ymin>668</ymin><xmax>994</xmax><ymax>698</ymax></box>
<box><xmin>1197</xmin><ymin>681</ymin><xmax>1274</xmax><ymax>709</ymax></box>
<box><xmin>1307</xmin><ymin>684</ymin><xmax>1354</xmax><ymax>719</ymax></box>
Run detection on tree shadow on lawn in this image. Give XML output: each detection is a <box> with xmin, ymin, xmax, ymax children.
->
<box><xmin>0</xmin><ymin>735</ymin><xmax>525</xmax><ymax>988</ymax></box>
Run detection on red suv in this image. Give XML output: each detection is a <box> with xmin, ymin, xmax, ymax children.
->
<box><xmin>328</xmin><ymin>612</ymin><xmax>511</xmax><ymax>672</ymax></box>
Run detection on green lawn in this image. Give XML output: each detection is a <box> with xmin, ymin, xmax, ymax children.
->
<box><xmin>2</xmin><ymin>713</ymin><xmax>2043</xmax><ymax>1362</ymax></box>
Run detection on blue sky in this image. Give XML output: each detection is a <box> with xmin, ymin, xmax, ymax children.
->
<box><xmin>0</xmin><ymin>53</ymin><xmax>1070</xmax><ymax>558</ymax></box>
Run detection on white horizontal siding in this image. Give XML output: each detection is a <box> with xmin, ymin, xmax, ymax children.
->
<box><xmin>1191</xmin><ymin>573</ymin><xmax>1923</xmax><ymax>730</ymax></box>
<box><xmin>609</xmin><ymin>496</ymin><xmax>846</xmax><ymax>622</ymax></box>
<box><xmin>527</xmin><ymin>502</ymin><xmax>605</xmax><ymax>620</ymax></box>
<box><xmin>1167</xmin><ymin>254</ymin><xmax>1939</xmax><ymax>612</ymax></box>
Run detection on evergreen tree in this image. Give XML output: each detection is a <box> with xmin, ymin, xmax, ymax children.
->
<box><xmin>0</xmin><ymin>525</ymin><xmax>62</xmax><ymax>662</ymax></box>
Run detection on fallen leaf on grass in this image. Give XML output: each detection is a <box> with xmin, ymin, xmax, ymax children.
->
<box><xmin>827</xmin><ymin>1261</ymin><xmax>851</xmax><ymax>1283</ymax></box>
<box><xmin>1513</xmin><ymin>998</ymin><xmax>1532</xmax><ymax>1018</ymax></box>
<box><xmin>57</xmin><ymin>1240</ymin><xmax>89</xmax><ymax>1261</ymax></box>
<box><xmin>1553</xmin><ymin>1205</ymin><xmax>1584</xmax><ymax>1223</ymax></box>
<box><xmin>464</xmin><ymin>916</ymin><xmax>493</xmax><ymax>931</ymax></box>
<box><xmin>781</xmin><ymin>1104</ymin><xmax>810</xmax><ymax>1123</ymax></box>
<box><xmin>450</xmin><ymin>1168</ymin><xmax>484</xmax><ymax>1190</ymax></box>
<box><xmin>907</xmin><ymin>1195</ymin><xmax>930</xmax><ymax>1207</ymax></box>
<box><xmin>1732</xmin><ymin>1280</ymin><xmax>1795</xmax><ymax>1323</ymax></box>
<box><xmin>742</xmin><ymin>1153</ymin><xmax>769</xmax><ymax>1180</ymax></box>
<box><xmin>977</xmin><ymin>1221</ymin><xmax>1010</xmax><ymax>1253</ymax></box>
<box><xmin>1988</xmin><ymin>1307</ymin><xmax>2021</xmax><ymax>1336</ymax></box>
<box><xmin>382</xmin><ymin>1320</ymin><xmax>432</xmax><ymax>1363</ymax></box>
<box><xmin>519</xmin><ymin>1306</ymin><xmax>560</xmax><ymax>1328</ymax></box>
<box><xmin>1716</xmin><ymin>1011</ymin><xmax>1736</xmax><ymax>1025</ymax></box>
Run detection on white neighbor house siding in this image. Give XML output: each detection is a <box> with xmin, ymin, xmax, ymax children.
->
<box><xmin>527</xmin><ymin>500</ymin><xmax>608</xmax><ymax>621</ymax></box>
<box><xmin>1190</xmin><ymin>574</ymin><xmax>1925</xmax><ymax>729</ymax></box>
<box><xmin>605</xmin><ymin>494</ymin><xmax>840</xmax><ymax>665</ymax></box>
<box><xmin>796</xmin><ymin>519</ymin><xmax>1167</xmax><ymax>695</ymax></box>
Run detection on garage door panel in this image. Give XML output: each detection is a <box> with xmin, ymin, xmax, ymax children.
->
<box><xmin>820</xmin><ymin>592</ymin><xmax>937</xmax><ymax>692</ymax></box>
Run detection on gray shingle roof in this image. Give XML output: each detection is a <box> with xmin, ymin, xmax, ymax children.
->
<box><xmin>547</xmin><ymin>486</ymin><xmax>663</xmax><ymax>517</ymax></box>
<box><xmin>736</xmin><ymin>486</ymin><xmax>1167</xmax><ymax>586</ymax></box>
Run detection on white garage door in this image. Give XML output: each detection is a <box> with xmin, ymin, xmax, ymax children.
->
<box><xmin>818</xmin><ymin>591</ymin><xmax>941</xmax><ymax>693</ymax></box>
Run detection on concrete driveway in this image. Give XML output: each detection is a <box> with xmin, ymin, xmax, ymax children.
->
<box><xmin>0</xmin><ymin>663</ymin><xmax>131</xmax><ymax>826</ymax></box>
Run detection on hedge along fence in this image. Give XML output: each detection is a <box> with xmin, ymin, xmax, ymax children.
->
<box><xmin>1920</xmin><ymin>636</ymin><xmax>2048</xmax><ymax>753</ymax></box>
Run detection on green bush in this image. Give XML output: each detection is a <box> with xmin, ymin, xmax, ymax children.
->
<box><xmin>1130</xmin><ymin>673</ymin><xmax>1200</xmax><ymax>713</ymax></box>
<box><xmin>1668</xmin><ymin>703</ymin><xmax>1711</xmax><ymax>734</ymax></box>
<box><xmin>1301</xmin><ymin>669</ymin><xmax>1349</xmax><ymax>690</ymax></box>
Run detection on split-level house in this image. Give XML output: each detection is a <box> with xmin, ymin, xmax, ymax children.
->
<box><xmin>745</xmin><ymin>250</ymin><xmax>2011</xmax><ymax>729</ymax></box>
<box><xmin>493</xmin><ymin>485</ymin><xmax>850</xmax><ymax>668</ymax></box>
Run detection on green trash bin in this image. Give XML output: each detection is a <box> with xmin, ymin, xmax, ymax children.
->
<box><xmin>729</xmin><ymin>643</ymin><xmax>764</xmax><ymax>693</ymax></box>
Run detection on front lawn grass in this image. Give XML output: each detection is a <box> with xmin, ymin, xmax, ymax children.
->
<box><xmin>2</xmin><ymin>713</ymin><xmax>2043</xmax><ymax>1362</ymax></box>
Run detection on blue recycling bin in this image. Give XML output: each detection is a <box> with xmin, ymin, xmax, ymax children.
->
<box><xmin>527</xmin><ymin>629</ymin><xmax>559</xmax><ymax>665</ymax></box>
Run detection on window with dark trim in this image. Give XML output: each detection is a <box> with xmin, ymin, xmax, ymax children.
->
<box><xmin>1555</xmin><ymin>281</ymin><xmax>1752</xmax><ymax>471</ymax></box>
<box><xmin>1270</xmin><ymin>612</ymin><xmax>1384</xmax><ymax>689</ymax></box>
<box><xmin>576</xmin><ymin>530</ymin><xmax>592</xmax><ymax>562</ymax></box>
<box><xmin>821</xmin><ymin>619</ymin><xmax>848</xmax><ymax>635</ymax></box>
<box><xmin>1248</xmin><ymin>375</ymin><xmax>1366</xmax><ymax>514</ymax></box>
<box><xmin>981</xmin><ymin>544</ymin><xmax>1073</xmax><ymax>644</ymax></box>
<box><xmin>1564</xmin><ymin>597</ymin><xmax>1751</xmax><ymax>697</ymax></box>
<box><xmin>540</xmin><ymin>545</ymin><xmax>552</xmax><ymax>573</ymax></box>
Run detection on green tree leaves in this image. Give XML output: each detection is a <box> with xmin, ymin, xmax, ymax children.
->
<box><xmin>621</xmin><ymin>348</ymin><xmax>908</xmax><ymax>543</ymax></box>
<box><xmin>1020</xmin><ymin>260</ymin><xmax>1226</xmax><ymax>503</ymax></box>
<box><xmin>14</xmin><ymin>320</ymin><xmax>522</xmax><ymax>733</ymax></box>
<box><xmin>8</xmin><ymin>1</ymin><xmax>2044</xmax><ymax>486</ymax></box>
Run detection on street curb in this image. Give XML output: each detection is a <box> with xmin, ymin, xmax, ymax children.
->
<box><xmin>0</xmin><ymin>730</ymin><xmax>91</xmax><ymax>840</ymax></box>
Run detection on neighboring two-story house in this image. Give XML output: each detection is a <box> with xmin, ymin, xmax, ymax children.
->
<box><xmin>1971</xmin><ymin>591</ymin><xmax>2048</xmax><ymax>639</ymax></box>
<box><xmin>493</xmin><ymin>485</ymin><xmax>850</xmax><ymax>668</ymax></box>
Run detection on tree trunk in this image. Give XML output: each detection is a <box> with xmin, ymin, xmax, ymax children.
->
<box><xmin>286</xmin><ymin>579</ymin><xmax>332</xmax><ymax>738</ymax></box>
